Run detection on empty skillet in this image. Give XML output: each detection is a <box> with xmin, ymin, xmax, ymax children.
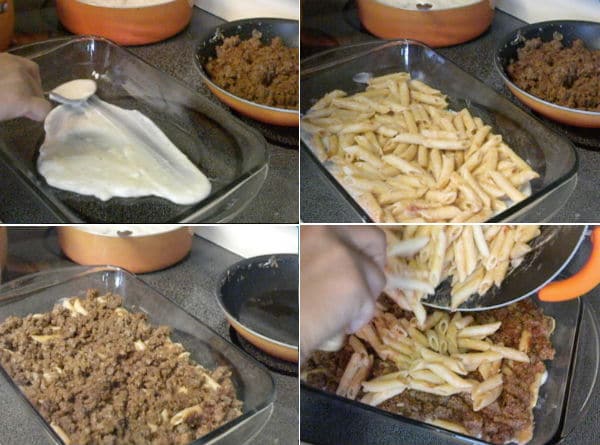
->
<box><xmin>218</xmin><ymin>254</ymin><xmax>298</xmax><ymax>362</ymax></box>
<box><xmin>422</xmin><ymin>225</ymin><xmax>600</xmax><ymax>311</ymax></box>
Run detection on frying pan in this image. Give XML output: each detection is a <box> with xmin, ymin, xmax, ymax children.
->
<box><xmin>423</xmin><ymin>225</ymin><xmax>600</xmax><ymax>311</ymax></box>
<box><xmin>194</xmin><ymin>18</ymin><xmax>299</xmax><ymax>127</ymax></box>
<box><xmin>217</xmin><ymin>254</ymin><xmax>299</xmax><ymax>363</ymax></box>
<box><xmin>495</xmin><ymin>20</ymin><xmax>600</xmax><ymax>128</ymax></box>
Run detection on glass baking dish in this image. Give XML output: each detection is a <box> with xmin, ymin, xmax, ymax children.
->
<box><xmin>301</xmin><ymin>297</ymin><xmax>600</xmax><ymax>445</ymax></box>
<box><xmin>0</xmin><ymin>36</ymin><xmax>269</xmax><ymax>223</ymax></box>
<box><xmin>300</xmin><ymin>40</ymin><xmax>579</xmax><ymax>223</ymax></box>
<box><xmin>0</xmin><ymin>266</ymin><xmax>276</xmax><ymax>445</ymax></box>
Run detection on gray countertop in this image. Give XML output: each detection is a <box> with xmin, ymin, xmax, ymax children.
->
<box><xmin>300</xmin><ymin>2</ymin><xmax>600</xmax><ymax>223</ymax></box>
<box><xmin>0</xmin><ymin>228</ymin><xmax>298</xmax><ymax>445</ymax></box>
<box><xmin>0</xmin><ymin>6</ymin><xmax>298</xmax><ymax>224</ymax></box>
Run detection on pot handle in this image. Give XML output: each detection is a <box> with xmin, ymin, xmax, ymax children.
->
<box><xmin>539</xmin><ymin>227</ymin><xmax>600</xmax><ymax>302</ymax></box>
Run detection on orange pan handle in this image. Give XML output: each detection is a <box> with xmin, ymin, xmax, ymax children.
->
<box><xmin>539</xmin><ymin>227</ymin><xmax>600</xmax><ymax>302</ymax></box>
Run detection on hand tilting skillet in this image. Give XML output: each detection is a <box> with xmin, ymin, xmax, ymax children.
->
<box><xmin>421</xmin><ymin>225</ymin><xmax>600</xmax><ymax>311</ymax></box>
<box><xmin>319</xmin><ymin>226</ymin><xmax>600</xmax><ymax>351</ymax></box>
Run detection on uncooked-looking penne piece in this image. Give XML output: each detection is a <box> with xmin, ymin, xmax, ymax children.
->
<box><xmin>426</xmin><ymin>330</ymin><xmax>440</xmax><ymax>352</ymax></box>
<box><xmin>484</xmin><ymin>228</ymin><xmax>506</xmax><ymax>270</ymax></box>
<box><xmin>451</xmin><ymin>267</ymin><xmax>485</xmax><ymax>309</ymax></box>
<box><xmin>386</xmin><ymin>275</ymin><xmax>435</xmax><ymax>295</ymax></box>
<box><xmin>515</xmin><ymin>225</ymin><xmax>541</xmax><ymax>243</ymax></box>
<box><xmin>388</xmin><ymin>236</ymin><xmax>430</xmax><ymax>257</ymax></box>
<box><xmin>435</xmin><ymin>313</ymin><xmax>450</xmax><ymax>337</ymax></box>
<box><xmin>425</xmin><ymin>363</ymin><xmax>473</xmax><ymax>389</ymax></box>
<box><xmin>458</xmin><ymin>338</ymin><xmax>491</xmax><ymax>351</ymax></box>
<box><xmin>490</xmin><ymin>344</ymin><xmax>530</xmax><ymax>362</ymax></box>
<box><xmin>489</xmin><ymin>170</ymin><xmax>526</xmax><ymax>202</ymax></box>
<box><xmin>422</xmin><ymin>311</ymin><xmax>445</xmax><ymax>331</ymax></box>
<box><xmin>472</xmin><ymin>385</ymin><xmax>503</xmax><ymax>411</ymax></box>
<box><xmin>409</xmin><ymin>369</ymin><xmax>446</xmax><ymax>384</ymax></box>
<box><xmin>458</xmin><ymin>322</ymin><xmax>502</xmax><ymax>338</ymax></box>
<box><xmin>472</xmin><ymin>373</ymin><xmax>503</xmax><ymax>397</ymax></box>
<box><xmin>472</xmin><ymin>225</ymin><xmax>489</xmax><ymax>257</ymax></box>
<box><xmin>454</xmin><ymin>315</ymin><xmax>474</xmax><ymax>329</ymax></box>
<box><xmin>461</xmin><ymin>226</ymin><xmax>478</xmax><ymax>276</ymax></box>
<box><xmin>454</xmin><ymin>351</ymin><xmax>504</xmax><ymax>372</ymax></box>
<box><xmin>356</xmin><ymin>193</ymin><xmax>383</xmax><ymax>222</ymax></box>
<box><xmin>419</xmin><ymin>349</ymin><xmax>467</xmax><ymax>375</ymax></box>
<box><xmin>492</xmin><ymin>260</ymin><xmax>509</xmax><ymax>287</ymax></box>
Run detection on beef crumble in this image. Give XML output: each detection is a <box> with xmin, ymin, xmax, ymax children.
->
<box><xmin>303</xmin><ymin>299</ymin><xmax>555</xmax><ymax>445</ymax></box>
<box><xmin>205</xmin><ymin>30</ymin><xmax>299</xmax><ymax>109</ymax></box>
<box><xmin>507</xmin><ymin>35</ymin><xmax>600</xmax><ymax>111</ymax></box>
<box><xmin>0</xmin><ymin>290</ymin><xmax>242</xmax><ymax>445</ymax></box>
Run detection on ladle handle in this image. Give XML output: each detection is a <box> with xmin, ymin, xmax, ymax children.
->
<box><xmin>539</xmin><ymin>227</ymin><xmax>600</xmax><ymax>302</ymax></box>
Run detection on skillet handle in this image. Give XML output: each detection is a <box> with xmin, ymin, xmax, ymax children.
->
<box><xmin>539</xmin><ymin>227</ymin><xmax>600</xmax><ymax>302</ymax></box>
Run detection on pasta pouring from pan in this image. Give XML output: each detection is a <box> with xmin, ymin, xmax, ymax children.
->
<box><xmin>217</xmin><ymin>254</ymin><xmax>299</xmax><ymax>362</ymax></box>
<box><xmin>320</xmin><ymin>226</ymin><xmax>600</xmax><ymax>352</ymax></box>
<box><xmin>420</xmin><ymin>225</ymin><xmax>600</xmax><ymax>311</ymax></box>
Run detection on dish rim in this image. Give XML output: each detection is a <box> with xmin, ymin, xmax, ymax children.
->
<box><xmin>0</xmin><ymin>264</ymin><xmax>277</xmax><ymax>445</ymax></box>
<box><xmin>300</xmin><ymin>39</ymin><xmax>579</xmax><ymax>224</ymax></box>
<box><xmin>4</xmin><ymin>35</ymin><xmax>270</xmax><ymax>223</ymax></box>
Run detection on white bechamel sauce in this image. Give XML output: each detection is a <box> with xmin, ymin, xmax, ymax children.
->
<box><xmin>38</xmin><ymin>97</ymin><xmax>211</xmax><ymax>205</ymax></box>
<box><xmin>51</xmin><ymin>79</ymin><xmax>97</xmax><ymax>102</ymax></box>
<box><xmin>75</xmin><ymin>225</ymin><xmax>182</xmax><ymax>237</ymax></box>
<box><xmin>77</xmin><ymin>0</ymin><xmax>175</xmax><ymax>7</ymax></box>
<box><xmin>375</xmin><ymin>0</ymin><xmax>480</xmax><ymax>10</ymax></box>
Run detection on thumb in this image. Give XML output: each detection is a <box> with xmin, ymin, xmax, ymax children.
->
<box><xmin>23</xmin><ymin>97</ymin><xmax>52</xmax><ymax>121</ymax></box>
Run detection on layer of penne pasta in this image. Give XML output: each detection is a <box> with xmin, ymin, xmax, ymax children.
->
<box><xmin>302</xmin><ymin>72</ymin><xmax>540</xmax><ymax>223</ymax></box>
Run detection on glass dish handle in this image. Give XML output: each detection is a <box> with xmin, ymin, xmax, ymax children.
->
<box><xmin>0</xmin><ymin>265</ymin><xmax>118</xmax><ymax>303</ymax></box>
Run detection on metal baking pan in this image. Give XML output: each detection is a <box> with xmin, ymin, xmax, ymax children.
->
<box><xmin>300</xmin><ymin>40</ymin><xmax>579</xmax><ymax>223</ymax></box>
<box><xmin>0</xmin><ymin>36</ymin><xmax>269</xmax><ymax>223</ymax></box>
<box><xmin>301</xmin><ymin>296</ymin><xmax>600</xmax><ymax>445</ymax></box>
<box><xmin>0</xmin><ymin>265</ymin><xmax>276</xmax><ymax>444</ymax></box>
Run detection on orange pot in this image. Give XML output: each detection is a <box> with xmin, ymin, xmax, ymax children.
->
<box><xmin>55</xmin><ymin>0</ymin><xmax>193</xmax><ymax>46</ymax></box>
<box><xmin>58</xmin><ymin>226</ymin><xmax>193</xmax><ymax>274</ymax></box>
<box><xmin>356</xmin><ymin>0</ymin><xmax>494</xmax><ymax>47</ymax></box>
<box><xmin>0</xmin><ymin>0</ymin><xmax>14</xmax><ymax>51</ymax></box>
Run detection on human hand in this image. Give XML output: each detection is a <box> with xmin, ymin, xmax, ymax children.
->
<box><xmin>300</xmin><ymin>226</ymin><xmax>386</xmax><ymax>360</ymax></box>
<box><xmin>0</xmin><ymin>53</ymin><xmax>51</xmax><ymax>122</ymax></box>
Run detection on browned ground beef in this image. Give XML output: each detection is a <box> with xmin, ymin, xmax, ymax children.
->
<box><xmin>507</xmin><ymin>35</ymin><xmax>600</xmax><ymax>111</ymax></box>
<box><xmin>303</xmin><ymin>299</ymin><xmax>555</xmax><ymax>445</ymax></box>
<box><xmin>0</xmin><ymin>290</ymin><xmax>242</xmax><ymax>445</ymax></box>
<box><xmin>205</xmin><ymin>30</ymin><xmax>298</xmax><ymax>109</ymax></box>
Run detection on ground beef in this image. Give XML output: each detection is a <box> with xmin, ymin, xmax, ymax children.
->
<box><xmin>0</xmin><ymin>290</ymin><xmax>243</xmax><ymax>445</ymax></box>
<box><xmin>507</xmin><ymin>34</ymin><xmax>600</xmax><ymax>111</ymax></box>
<box><xmin>205</xmin><ymin>30</ymin><xmax>298</xmax><ymax>109</ymax></box>
<box><xmin>303</xmin><ymin>299</ymin><xmax>555</xmax><ymax>445</ymax></box>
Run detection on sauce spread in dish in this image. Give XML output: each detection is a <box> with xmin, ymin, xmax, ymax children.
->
<box><xmin>38</xmin><ymin>97</ymin><xmax>211</xmax><ymax>205</ymax></box>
